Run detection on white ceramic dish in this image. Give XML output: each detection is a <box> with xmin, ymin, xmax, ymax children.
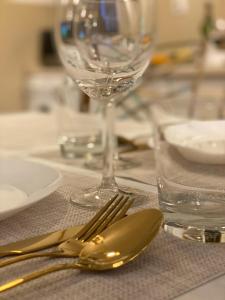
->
<box><xmin>0</xmin><ymin>159</ymin><xmax>62</xmax><ymax>221</ymax></box>
<box><xmin>164</xmin><ymin>121</ymin><xmax>225</xmax><ymax>164</ymax></box>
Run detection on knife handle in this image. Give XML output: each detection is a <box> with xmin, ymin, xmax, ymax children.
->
<box><xmin>0</xmin><ymin>251</ymin><xmax>70</xmax><ymax>268</ymax></box>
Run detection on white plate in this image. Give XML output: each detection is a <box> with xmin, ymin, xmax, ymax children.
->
<box><xmin>164</xmin><ymin>121</ymin><xmax>225</xmax><ymax>164</ymax></box>
<box><xmin>0</xmin><ymin>159</ymin><xmax>62</xmax><ymax>221</ymax></box>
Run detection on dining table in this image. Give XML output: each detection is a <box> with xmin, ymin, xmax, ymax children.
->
<box><xmin>0</xmin><ymin>111</ymin><xmax>225</xmax><ymax>300</ymax></box>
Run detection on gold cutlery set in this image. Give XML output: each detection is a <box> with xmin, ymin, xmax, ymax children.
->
<box><xmin>0</xmin><ymin>193</ymin><xmax>163</xmax><ymax>293</ymax></box>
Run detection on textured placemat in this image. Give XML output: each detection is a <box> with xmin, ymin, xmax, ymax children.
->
<box><xmin>1</xmin><ymin>169</ymin><xmax>225</xmax><ymax>300</ymax></box>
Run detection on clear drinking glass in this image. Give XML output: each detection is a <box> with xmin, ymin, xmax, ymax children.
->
<box><xmin>55</xmin><ymin>0</ymin><xmax>155</xmax><ymax>208</ymax></box>
<box><xmin>56</xmin><ymin>76</ymin><xmax>102</xmax><ymax>159</ymax></box>
<box><xmin>151</xmin><ymin>78</ymin><xmax>225</xmax><ymax>243</ymax></box>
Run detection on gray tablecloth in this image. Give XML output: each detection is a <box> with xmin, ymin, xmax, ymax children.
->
<box><xmin>1</xmin><ymin>169</ymin><xmax>225</xmax><ymax>300</ymax></box>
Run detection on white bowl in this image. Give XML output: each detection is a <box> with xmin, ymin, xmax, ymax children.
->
<box><xmin>164</xmin><ymin>121</ymin><xmax>225</xmax><ymax>164</ymax></box>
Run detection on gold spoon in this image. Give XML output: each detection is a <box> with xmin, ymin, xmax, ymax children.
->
<box><xmin>0</xmin><ymin>209</ymin><xmax>163</xmax><ymax>293</ymax></box>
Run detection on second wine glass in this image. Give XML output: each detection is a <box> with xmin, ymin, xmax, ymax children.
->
<box><xmin>55</xmin><ymin>0</ymin><xmax>155</xmax><ymax>208</ymax></box>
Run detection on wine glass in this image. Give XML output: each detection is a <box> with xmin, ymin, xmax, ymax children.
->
<box><xmin>55</xmin><ymin>0</ymin><xmax>155</xmax><ymax>208</ymax></box>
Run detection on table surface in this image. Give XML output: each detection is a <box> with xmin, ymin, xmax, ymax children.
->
<box><xmin>0</xmin><ymin>112</ymin><xmax>225</xmax><ymax>300</ymax></box>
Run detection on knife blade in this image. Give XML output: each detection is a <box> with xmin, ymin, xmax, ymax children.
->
<box><xmin>0</xmin><ymin>224</ymin><xmax>83</xmax><ymax>257</ymax></box>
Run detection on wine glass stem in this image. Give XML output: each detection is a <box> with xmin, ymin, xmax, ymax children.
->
<box><xmin>114</xmin><ymin>135</ymin><xmax>119</xmax><ymax>161</ymax></box>
<box><xmin>100</xmin><ymin>101</ymin><xmax>117</xmax><ymax>190</ymax></box>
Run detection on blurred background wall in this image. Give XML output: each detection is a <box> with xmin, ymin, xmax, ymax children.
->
<box><xmin>158</xmin><ymin>0</ymin><xmax>225</xmax><ymax>44</ymax></box>
<box><xmin>0</xmin><ymin>0</ymin><xmax>224</xmax><ymax>112</ymax></box>
<box><xmin>0</xmin><ymin>0</ymin><xmax>54</xmax><ymax>112</ymax></box>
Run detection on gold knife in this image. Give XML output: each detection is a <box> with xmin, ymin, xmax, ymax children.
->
<box><xmin>0</xmin><ymin>224</ymin><xmax>83</xmax><ymax>257</ymax></box>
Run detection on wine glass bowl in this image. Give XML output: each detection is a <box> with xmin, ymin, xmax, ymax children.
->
<box><xmin>56</xmin><ymin>0</ymin><xmax>154</xmax><ymax>102</ymax></box>
<box><xmin>55</xmin><ymin>0</ymin><xmax>155</xmax><ymax>208</ymax></box>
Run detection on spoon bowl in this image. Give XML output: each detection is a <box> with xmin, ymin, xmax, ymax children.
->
<box><xmin>78</xmin><ymin>208</ymin><xmax>163</xmax><ymax>270</ymax></box>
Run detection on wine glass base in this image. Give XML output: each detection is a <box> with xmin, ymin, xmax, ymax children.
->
<box><xmin>70</xmin><ymin>185</ymin><xmax>148</xmax><ymax>209</ymax></box>
<box><xmin>70</xmin><ymin>187</ymin><xmax>118</xmax><ymax>209</ymax></box>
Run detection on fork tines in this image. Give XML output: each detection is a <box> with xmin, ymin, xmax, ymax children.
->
<box><xmin>77</xmin><ymin>193</ymin><xmax>134</xmax><ymax>242</ymax></box>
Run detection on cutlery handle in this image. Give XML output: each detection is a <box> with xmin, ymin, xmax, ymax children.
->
<box><xmin>0</xmin><ymin>263</ymin><xmax>80</xmax><ymax>293</ymax></box>
<box><xmin>0</xmin><ymin>251</ymin><xmax>66</xmax><ymax>268</ymax></box>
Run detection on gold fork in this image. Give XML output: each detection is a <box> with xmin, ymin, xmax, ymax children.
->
<box><xmin>0</xmin><ymin>193</ymin><xmax>134</xmax><ymax>268</ymax></box>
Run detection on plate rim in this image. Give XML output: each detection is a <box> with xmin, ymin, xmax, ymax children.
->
<box><xmin>0</xmin><ymin>158</ymin><xmax>62</xmax><ymax>220</ymax></box>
